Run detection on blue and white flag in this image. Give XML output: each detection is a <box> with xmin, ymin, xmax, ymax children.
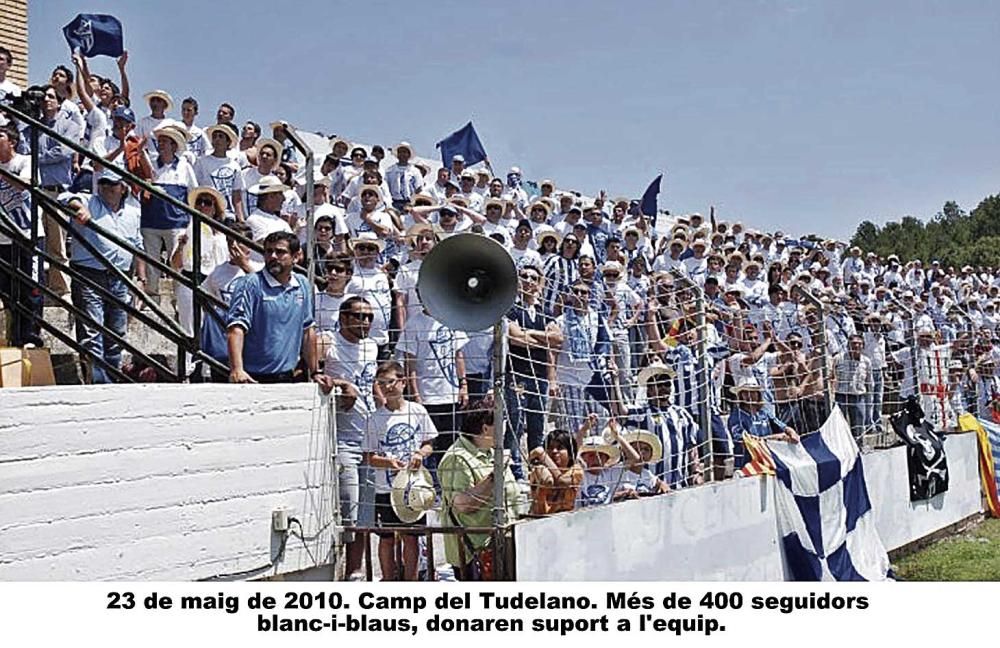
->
<box><xmin>768</xmin><ymin>407</ymin><xmax>891</xmax><ymax>581</ymax></box>
<box><xmin>63</xmin><ymin>14</ymin><xmax>124</xmax><ymax>58</ymax></box>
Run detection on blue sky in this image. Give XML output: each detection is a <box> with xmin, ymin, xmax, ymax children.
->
<box><xmin>27</xmin><ymin>0</ymin><xmax>1000</xmax><ymax>239</ymax></box>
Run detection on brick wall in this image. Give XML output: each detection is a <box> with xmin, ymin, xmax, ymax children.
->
<box><xmin>0</xmin><ymin>384</ymin><xmax>337</xmax><ymax>581</ymax></box>
<box><xmin>1</xmin><ymin>0</ymin><xmax>28</xmax><ymax>87</ymax></box>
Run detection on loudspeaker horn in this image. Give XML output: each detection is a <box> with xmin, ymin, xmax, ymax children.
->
<box><xmin>417</xmin><ymin>233</ymin><xmax>518</xmax><ymax>331</ymax></box>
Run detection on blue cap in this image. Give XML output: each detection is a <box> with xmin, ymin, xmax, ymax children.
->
<box><xmin>111</xmin><ymin>106</ymin><xmax>136</xmax><ymax>124</ymax></box>
<box><xmin>96</xmin><ymin>168</ymin><xmax>126</xmax><ymax>185</ymax></box>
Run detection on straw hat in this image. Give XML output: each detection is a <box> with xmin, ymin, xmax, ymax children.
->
<box><xmin>638</xmin><ymin>361</ymin><xmax>675</xmax><ymax>388</ymax></box>
<box><xmin>622</xmin><ymin>430</ymin><xmax>663</xmax><ymax>465</ymax></box>
<box><xmin>351</xmin><ymin>231</ymin><xmax>386</xmax><ymax>252</ymax></box>
<box><xmin>484</xmin><ymin>197</ymin><xmax>507</xmax><ymax>211</ymax></box>
<box><xmin>390</xmin><ymin>467</ymin><xmax>436</xmax><ymax>523</ymax></box>
<box><xmin>527</xmin><ymin>201</ymin><xmax>552</xmax><ymax>216</ymax></box>
<box><xmin>152</xmin><ymin>126</ymin><xmax>186</xmax><ymax>153</ymax></box>
<box><xmin>205</xmin><ymin>124</ymin><xmax>238</xmax><ymax>149</ymax></box>
<box><xmin>535</xmin><ymin>228</ymin><xmax>560</xmax><ymax>248</ymax></box>
<box><xmin>248</xmin><ymin>176</ymin><xmax>289</xmax><ymax>196</ymax></box>
<box><xmin>579</xmin><ymin>435</ymin><xmax>621</xmax><ymax>466</ymax></box>
<box><xmin>187</xmin><ymin>187</ymin><xmax>225</xmax><ymax>214</ymax></box>
<box><xmin>393</xmin><ymin>141</ymin><xmax>414</xmax><ymax>157</ymax></box>
<box><xmin>256</xmin><ymin>138</ymin><xmax>283</xmax><ymax>158</ymax></box>
<box><xmin>143</xmin><ymin>89</ymin><xmax>174</xmax><ymax>112</ymax></box>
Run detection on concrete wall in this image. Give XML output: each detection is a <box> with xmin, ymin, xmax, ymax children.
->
<box><xmin>514</xmin><ymin>431</ymin><xmax>982</xmax><ymax>581</ymax></box>
<box><xmin>0</xmin><ymin>384</ymin><xmax>336</xmax><ymax>581</ymax></box>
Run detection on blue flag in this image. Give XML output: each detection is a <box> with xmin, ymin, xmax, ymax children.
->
<box><xmin>640</xmin><ymin>174</ymin><xmax>662</xmax><ymax>224</ymax></box>
<box><xmin>435</xmin><ymin>122</ymin><xmax>488</xmax><ymax>168</ymax></box>
<box><xmin>63</xmin><ymin>14</ymin><xmax>124</xmax><ymax>58</ymax></box>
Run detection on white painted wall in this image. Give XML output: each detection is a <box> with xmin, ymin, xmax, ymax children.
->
<box><xmin>866</xmin><ymin>432</ymin><xmax>981</xmax><ymax>551</ymax></box>
<box><xmin>515</xmin><ymin>474</ymin><xmax>785</xmax><ymax>581</ymax></box>
<box><xmin>0</xmin><ymin>384</ymin><xmax>336</xmax><ymax>581</ymax></box>
<box><xmin>514</xmin><ymin>432</ymin><xmax>982</xmax><ymax>581</ymax></box>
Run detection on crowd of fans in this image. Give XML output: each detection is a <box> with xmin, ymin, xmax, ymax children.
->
<box><xmin>2</xmin><ymin>43</ymin><xmax>999</xmax><ymax>581</ymax></box>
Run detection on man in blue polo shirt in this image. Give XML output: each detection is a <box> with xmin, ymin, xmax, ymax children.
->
<box><xmin>226</xmin><ymin>231</ymin><xmax>319</xmax><ymax>383</ymax></box>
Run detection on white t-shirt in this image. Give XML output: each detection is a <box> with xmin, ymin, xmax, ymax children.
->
<box><xmin>364</xmin><ymin>400</ymin><xmax>438</xmax><ymax>494</ymax></box>
<box><xmin>324</xmin><ymin>332</ymin><xmax>379</xmax><ymax>450</ymax></box>
<box><xmin>394</xmin><ymin>259</ymin><xmax>423</xmax><ymax>324</ymax></box>
<box><xmin>136</xmin><ymin>115</ymin><xmax>167</xmax><ymax>153</ymax></box>
<box><xmin>315</xmin><ymin>291</ymin><xmax>352</xmax><ymax>333</ymax></box>
<box><xmin>346</xmin><ymin>266</ymin><xmax>392</xmax><ymax>346</ymax></box>
<box><xmin>241</xmin><ymin>166</ymin><xmax>276</xmax><ymax>212</ymax></box>
<box><xmin>397</xmin><ymin>310</ymin><xmax>469</xmax><ymax>405</ymax></box>
<box><xmin>193</xmin><ymin>154</ymin><xmax>246</xmax><ymax>214</ymax></box>
<box><xmin>578</xmin><ymin>466</ymin><xmax>627</xmax><ymax>508</ymax></box>
<box><xmin>510</xmin><ymin>246</ymin><xmax>543</xmax><ymax>272</ymax></box>
<box><xmin>0</xmin><ymin>153</ymin><xmax>31</xmax><ymax>245</ymax></box>
<box><xmin>245</xmin><ymin>208</ymin><xmax>291</xmax><ymax>242</ymax></box>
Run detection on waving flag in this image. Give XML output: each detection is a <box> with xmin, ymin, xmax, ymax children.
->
<box><xmin>958</xmin><ymin>413</ymin><xmax>1000</xmax><ymax>517</ymax></box>
<box><xmin>639</xmin><ymin>174</ymin><xmax>662</xmax><ymax>226</ymax></box>
<box><xmin>768</xmin><ymin>407</ymin><xmax>891</xmax><ymax>581</ymax></box>
<box><xmin>435</xmin><ymin>121</ymin><xmax>488</xmax><ymax>169</ymax></box>
<box><xmin>63</xmin><ymin>14</ymin><xmax>124</xmax><ymax>58</ymax></box>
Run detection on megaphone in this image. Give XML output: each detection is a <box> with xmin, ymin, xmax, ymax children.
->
<box><xmin>417</xmin><ymin>233</ymin><xmax>518</xmax><ymax>331</ymax></box>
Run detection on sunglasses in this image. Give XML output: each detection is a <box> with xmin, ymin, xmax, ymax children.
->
<box><xmin>196</xmin><ymin>197</ymin><xmax>215</xmax><ymax>207</ymax></box>
<box><xmin>316</xmin><ymin>225</ymin><xmax>333</xmax><ymax>232</ymax></box>
<box><xmin>346</xmin><ymin>311</ymin><xmax>374</xmax><ymax>322</ymax></box>
<box><xmin>377</xmin><ymin>376</ymin><xmax>401</xmax><ymax>386</ymax></box>
<box><xmin>603</xmin><ymin>272</ymin><xmax>620</xmax><ymax>279</ymax></box>
<box><xmin>355</xmin><ymin>244</ymin><xmax>379</xmax><ymax>252</ymax></box>
<box><xmin>572</xmin><ymin>289</ymin><xmax>591</xmax><ymax>296</ymax></box>
<box><xmin>519</xmin><ymin>273</ymin><xmax>540</xmax><ymax>282</ymax></box>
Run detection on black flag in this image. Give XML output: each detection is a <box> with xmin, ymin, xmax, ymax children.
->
<box><xmin>890</xmin><ymin>397</ymin><xmax>949</xmax><ymax>501</ymax></box>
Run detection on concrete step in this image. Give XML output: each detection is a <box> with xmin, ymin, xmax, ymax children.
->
<box><xmin>2</xmin><ymin>287</ymin><xmax>183</xmax><ymax>384</ymax></box>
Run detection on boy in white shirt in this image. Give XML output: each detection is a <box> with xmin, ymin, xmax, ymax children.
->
<box><xmin>364</xmin><ymin>361</ymin><xmax>437</xmax><ymax>581</ymax></box>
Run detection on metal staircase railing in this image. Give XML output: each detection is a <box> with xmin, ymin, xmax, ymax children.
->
<box><xmin>0</xmin><ymin>102</ymin><xmax>316</xmax><ymax>383</ymax></box>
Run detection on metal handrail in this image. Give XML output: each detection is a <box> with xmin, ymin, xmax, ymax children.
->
<box><xmin>1</xmin><ymin>103</ymin><xmax>311</xmax><ymax>273</ymax></box>
<box><xmin>0</xmin><ymin>191</ymin><xmax>230</xmax><ymax>378</ymax></box>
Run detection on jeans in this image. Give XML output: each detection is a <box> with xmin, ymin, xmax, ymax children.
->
<box><xmin>505</xmin><ymin>375</ymin><xmax>548</xmax><ymax>480</ymax></box>
<box><xmin>869</xmin><ymin>368</ymin><xmax>884</xmax><ymax>431</ymax></box>
<box><xmin>0</xmin><ymin>242</ymin><xmax>43</xmax><ymax>346</ymax></box>
<box><xmin>337</xmin><ymin>450</ymin><xmax>361</xmax><ymax>543</ymax></box>
<box><xmin>71</xmin><ymin>266</ymin><xmax>130</xmax><ymax>383</ymax></box>
<box><xmin>836</xmin><ymin>393</ymin><xmax>867</xmax><ymax>440</ymax></box>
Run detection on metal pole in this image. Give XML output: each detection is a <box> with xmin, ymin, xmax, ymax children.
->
<box><xmin>189</xmin><ymin>196</ymin><xmax>203</xmax><ymax>379</ymax></box>
<box><xmin>491</xmin><ymin>320</ymin><xmax>507</xmax><ymax>579</ymax></box>
<box><xmin>328</xmin><ymin>388</ymin><xmax>344</xmax><ymax>580</ymax></box>
<box><xmin>888</xmin><ymin>295</ymin><xmax>918</xmax><ymax>402</ymax></box>
<box><xmin>23</xmin><ymin>124</ymin><xmax>40</xmax><ymax>345</ymax></box>
<box><xmin>278</xmin><ymin>123</ymin><xmax>315</xmax><ymax>291</ymax></box>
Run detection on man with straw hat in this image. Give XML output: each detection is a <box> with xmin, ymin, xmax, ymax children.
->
<box><xmin>141</xmin><ymin>126</ymin><xmax>197</xmax><ymax>299</ymax></box>
<box><xmin>619</xmin><ymin>361</ymin><xmax>704</xmax><ymax>488</ymax></box>
<box><xmin>364</xmin><ymin>360</ymin><xmax>438</xmax><ymax>581</ymax></box>
<box><xmin>194</xmin><ymin>123</ymin><xmax>246</xmax><ymax>221</ymax></box>
<box><xmin>136</xmin><ymin>89</ymin><xmax>173</xmax><ymax>153</ymax></box>
<box><xmin>727</xmin><ymin>377</ymin><xmax>799</xmax><ymax>469</ymax></box>
<box><xmin>385</xmin><ymin>141</ymin><xmax>424</xmax><ymax>210</ymax></box>
<box><xmin>245</xmin><ymin>176</ymin><xmax>291</xmax><ymax>244</ymax></box>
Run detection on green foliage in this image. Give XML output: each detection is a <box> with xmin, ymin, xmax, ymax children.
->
<box><xmin>848</xmin><ymin>195</ymin><xmax>1000</xmax><ymax>267</ymax></box>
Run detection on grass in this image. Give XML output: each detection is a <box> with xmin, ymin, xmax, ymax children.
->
<box><xmin>895</xmin><ymin>517</ymin><xmax>1000</xmax><ymax>581</ymax></box>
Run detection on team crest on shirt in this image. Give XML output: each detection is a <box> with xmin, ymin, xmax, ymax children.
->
<box><xmin>582</xmin><ymin>483</ymin><xmax>609</xmax><ymax>506</ymax></box>
<box><xmin>429</xmin><ymin>326</ymin><xmax>459</xmax><ymax>387</ymax></box>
